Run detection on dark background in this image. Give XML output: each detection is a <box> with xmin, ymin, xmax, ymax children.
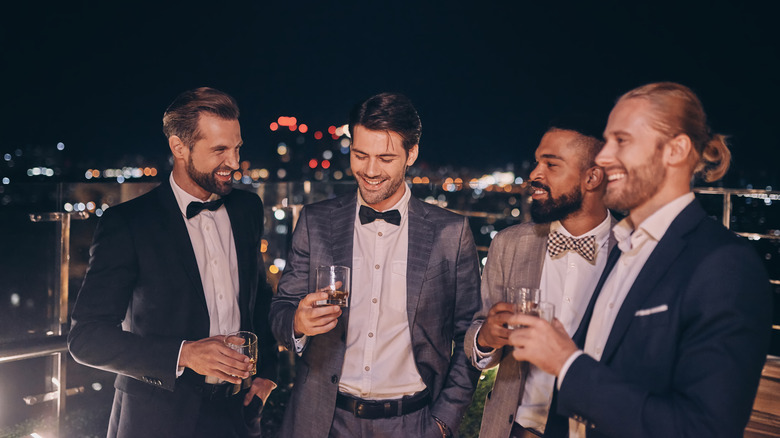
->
<box><xmin>2</xmin><ymin>0</ymin><xmax>779</xmax><ymax>185</ymax></box>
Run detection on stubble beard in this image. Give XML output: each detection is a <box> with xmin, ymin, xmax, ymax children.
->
<box><xmin>357</xmin><ymin>166</ymin><xmax>406</xmax><ymax>208</ymax></box>
<box><xmin>186</xmin><ymin>155</ymin><xmax>233</xmax><ymax>197</ymax></box>
<box><xmin>603</xmin><ymin>148</ymin><xmax>665</xmax><ymax>212</ymax></box>
<box><xmin>530</xmin><ymin>182</ymin><xmax>584</xmax><ymax>224</ymax></box>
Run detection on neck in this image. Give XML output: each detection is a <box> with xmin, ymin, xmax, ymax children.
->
<box><xmin>172</xmin><ymin>165</ymin><xmax>211</xmax><ymax>201</ymax></box>
<box><xmin>628</xmin><ymin>180</ymin><xmax>690</xmax><ymax>227</ymax></box>
<box><xmin>560</xmin><ymin>199</ymin><xmax>608</xmax><ymax>236</ymax></box>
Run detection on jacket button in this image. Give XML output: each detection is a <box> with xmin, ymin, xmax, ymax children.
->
<box><xmin>331</xmin><ymin>375</ymin><xmax>338</xmax><ymax>383</ymax></box>
<box><xmin>509</xmin><ymin>414</ymin><xmax>513</xmax><ymax>423</ymax></box>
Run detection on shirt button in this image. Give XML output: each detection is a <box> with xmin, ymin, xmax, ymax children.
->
<box><xmin>569</xmin><ymin>263</ymin><xmax>576</xmax><ymax>269</ymax></box>
<box><xmin>565</xmin><ymin>296</ymin><xmax>571</xmax><ymax>303</ymax></box>
<box><xmin>372</xmin><ymin>298</ymin><xmax>378</xmax><ymax>304</ymax></box>
<box><xmin>212</xmin><ymin>260</ymin><xmax>218</xmax><ymax>266</ymax></box>
<box><xmin>378</xmin><ymin>232</ymin><xmax>383</xmax><ymax>237</ymax></box>
<box><xmin>218</xmin><ymin>294</ymin><xmax>223</xmax><ymax>300</ymax></box>
<box><xmin>368</xmin><ymin>332</ymin><xmax>374</xmax><ymax>338</ymax></box>
<box><xmin>608</xmin><ymin>303</ymin><xmax>614</xmax><ymax>309</ymax></box>
<box><xmin>205</xmin><ymin>225</ymin><xmax>210</xmax><ymax>231</ymax></box>
<box><xmin>374</xmin><ymin>264</ymin><xmax>380</xmax><ymax>270</ymax></box>
<box><xmin>365</xmin><ymin>366</ymin><xmax>370</xmax><ymax>372</ymax></box>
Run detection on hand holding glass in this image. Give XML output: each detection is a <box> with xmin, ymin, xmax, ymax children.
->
<box><xmin>315</xmin><ymin>265</ymin><xmax>351</xmax><ymax>307</ymax></box>
<box><xmin>506</xmin><ymin>286</ymin><xmax>540</xmax><ymax>329</ymax></box>
<box><xmin>224</xmin><ymin>331</ymin><xmax>258</xmax><ymax>375</ymax></box>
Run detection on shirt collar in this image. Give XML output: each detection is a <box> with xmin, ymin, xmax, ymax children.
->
<box><xmin>550</xmin><ymin>211</ymin><xmax>612</xmax><ymax>248</ymax></box>
<box><xmin>613</xmin><ymin>192</ymin><xmax>696</xmax><ymax>251</ymax></box>
<box><xmin>355</xmin><ymin>183</ymin><xmax>411</xmax><ymax>222</ymax></box>
<box><xmin>169</xmin><ymin>172</ymin><xmax>221</xmax><ymax>219</ymax></box>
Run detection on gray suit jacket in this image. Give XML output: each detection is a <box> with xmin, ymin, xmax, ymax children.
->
<box><xmin>465</xmin><ymin>219</ymin><xmax>615</xmax><ymax>438</ymax></box>
<box><xmin>270</xmin><ymin>192</ymin><xmax>482</xmax><ymax>438</ymax></box>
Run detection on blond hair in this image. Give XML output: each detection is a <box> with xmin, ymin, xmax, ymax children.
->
<box><xmin>619</xmin><ymin>82</ymin><xmax>730</xmax><ymax>182</ymax></box>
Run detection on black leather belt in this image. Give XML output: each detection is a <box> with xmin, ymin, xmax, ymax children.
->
<box><xmin>335</xmin><ymin>389</ymin><xmax>431</xmax><ymax>419</ymax></box>
<box><xmin>200</xmin><ymin>378</ymin><xmax>251</xmax><ymax>401</ymax></box>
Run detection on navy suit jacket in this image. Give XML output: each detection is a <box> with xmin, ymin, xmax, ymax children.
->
<box><xmin>68</xmin><ymin>177</ymin><xmax>278</xmax><ymax>437</ymax></box>
<box><xmin>545</xmin><ymin>200</ymin><xmax>771</xmax><ymax>437</ymax></box>
<box><xmin>270</xmin><ymin>192</ymin><xmax>482</xmax><ymax>438</ymax></box>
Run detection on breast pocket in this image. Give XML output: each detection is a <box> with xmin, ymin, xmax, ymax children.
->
<box><xmin>387</xmin><ymin>261</ymin><xmax>408</xmax><ymax>312</ymax></box>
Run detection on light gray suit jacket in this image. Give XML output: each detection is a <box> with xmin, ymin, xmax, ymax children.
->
<box><xmin>465</xmin><ymin>219</ymin><xmax>615</xmax><ymax>438</ymax></box>
<box><xmin>271</xmin><ymin>192</ymin><xmax>482</xmax><ymax>438</ymax></box>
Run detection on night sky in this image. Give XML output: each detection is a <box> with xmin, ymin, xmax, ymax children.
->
<box><xmin>3</xmin><ymin>1</ymin><xmax>779</xmax><ymax>185</ymax></box>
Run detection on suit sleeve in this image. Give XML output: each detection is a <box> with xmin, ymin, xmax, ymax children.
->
<box><xmin>270</xmin><ymin>206</ymin><xmax>312</xmax><ymax>350</ymax></box>
<box><xmin>465</xmin><ymin>231</ymin><xmax>508</xmax><ymax>369</ymax></box>
<box><xmin>430</xmin><ymin>216</ymin><xmax>482</xmax><ymax>431</ymax></box>
<box><xmin>557</xmin><ymin>243</ymin><xmax>772</xmax><ymax>437</ymax></box>
<box><xmin>253</xmin><ymin>197</ymin><xmax>279</xmax><ymax>383</ymax></box>
<box><xmin>68</xmin><ymin>208</ymin><xmax>182</xmax><ymax>391</ymax></box>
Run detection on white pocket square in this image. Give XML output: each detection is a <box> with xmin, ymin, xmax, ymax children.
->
<box><xmin>635</xmin><ymin>304</ymin><xmax>668</xmax><ymax>317</ymax></box>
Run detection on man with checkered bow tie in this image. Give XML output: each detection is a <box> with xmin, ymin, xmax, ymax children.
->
<box><xmin>465</xmin><ymin>117</ymin><xmax>617</xmax><ymax>438</ymax></box>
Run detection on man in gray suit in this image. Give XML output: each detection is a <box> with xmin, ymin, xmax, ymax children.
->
<box><xmin>465</xmin><ymin>122</ymin><xmax>615</xmax><ymax>438</ymax></box>
<box><xmin>270</xmin><ymin>92</ymin><xmax>481</xmax><ymax>438</ymax></box>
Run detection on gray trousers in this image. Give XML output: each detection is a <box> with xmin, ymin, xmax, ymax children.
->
<box><xmin>328</xmin><ymin>405</ymin><xmax>443</xmax><ymax>438</ymax></box>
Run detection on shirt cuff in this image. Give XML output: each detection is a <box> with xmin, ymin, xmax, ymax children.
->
<box><xmin>557</xmin><ymin>350</ymin><xmax>583</xmax><ymax>390</ymax></box>
<box><xmin>472</xmin><ymin>323</ymin><xmax>498</xmax><ymax>368</ymax></box>
<box><xmin>176</xmin><ymin>340</ymin><xmax>186</xmax><ymax>378</ymax></box>
<box><xmin>292</xmin><ymin>320</ymin><xmax>308</xmax><ymax>355</ymax></box>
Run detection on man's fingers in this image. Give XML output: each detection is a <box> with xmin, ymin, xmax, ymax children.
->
<box><xmin>488</xmin><ymin>302</ymin><xmax>514</xmax><ymax>316</ymax></box>
<box><xmin>301</xmin><ymin>292</ymin><xmax>329</xmax><ymax>306</ymax></box>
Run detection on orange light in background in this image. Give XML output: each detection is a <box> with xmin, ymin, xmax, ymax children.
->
<box><xmin>270</xmin><ymin>122</ymin><xmax>279</xmax><ymax>131</ymax></box>
<box><xmin>92</xmin><ymin>169</ymin><xmax>100</xmax><ymax>178</ymax></box>
<box><xmin>260</xmin><ymin>239</ymin><xmax>268</xmax><ymax>253</ymax></box>
<box><xmin>143</xmin><ymin>167</ymin><xmax>151</xmax><ymax>176</ymax></box>
<box><xmin>314</xmin><ymin>131</ymin><xmax>323</xmax><ymax>140</ymax></box>
<box><xmin>269</xmin><ymin>265</ymin><xmax>280</xmax><ymax>274</ymax></box>
<box><xmin>278</xmin><ymin>116</ymin><xmax>297</xmax><ymax>126</ymax></box>
<box><xmin>328</xmin><ymin>125</ymin><xmax>336</xmax><ymax>134</ymax></box>
<box><xmin>299</xmin><ymin>124</ymin><xmax>308</xmax><ymax>133</ymax></box>
<box><xmin>233</xmin><ymin>171</ymin><xmax>241</xmax><ymax>181</ymax></box>
<box><xmin>150</xmin><ymin>168</ymin><xmax>158</xmax><ymax>177</ymax></box>
<box><xmin>241</xmin><ymin>161</ymin><xmax>250</xmax><ymax>170</ymax></box>
<box><xmin>289</xmin><ymin>124</ymin><xmax>297</xmax><ymax>131</ymax></box>
<box><xmin>412</xmin><ymin>177</ymin><xmax>422</xmax><ymax>184</ymax></box>
<box><xmin>321</xmin><ymin>159</ymin><xmax>331</xmax><ymax>169</ymax></box>
<box><xmin>308</xmin><ymin>159</ymin><xmax>318</xmax><ymax>169</ymax></box>
<box><xmin>421</xmin><ymin>177</ymin><xmax>430</xmax><ymax>184</ymax></box>
<box><xmin>335</xmin><ymin>126</ymin><xmax>343</xmax><ymax>137</ymax></box>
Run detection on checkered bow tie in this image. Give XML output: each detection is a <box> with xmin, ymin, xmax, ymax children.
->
<box><xmin>547</xmin><ymin>230</ymin><xmax>597</xmax><ymax>261</ymax></box>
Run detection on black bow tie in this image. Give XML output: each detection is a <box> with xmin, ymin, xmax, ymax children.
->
<box><xmin>358</xmin><ymin>205</ymin><xmax>401</xmax><ymax>226</ymax></box>
<box><xmin>186</xmin><ymin>199</ymin><xmax>225</xmax><ymax>219</ymax></box>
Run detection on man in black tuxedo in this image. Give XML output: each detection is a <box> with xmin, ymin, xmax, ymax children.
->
<box><xmin>507</xmin><ymin>82</ymin><xmax>772</xmax><ymax>437</ymax></box>
<box><xmin>69</xmin><ymin>87</ymin><xmax>277</xmax><ymax>438</ymax></box>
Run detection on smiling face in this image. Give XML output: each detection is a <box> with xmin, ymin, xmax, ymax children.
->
<box><xmin>528</xmin><ymin>129</ymin><xmax>588</xmax><ymax>223</ymax></box>
<box><xmin>178</xmin><ymin>114</ymin><xmax>242</xmax><ymax>199</ymax></box>
<box><xmin>350</xmin><ymin>125</ymin><xmax>418</xmax><ymax>211</ymax></box>
<box><xmin>597</xmin><ymin>97</ymin><xmax>666</xmax><ymax>213</ymax></box>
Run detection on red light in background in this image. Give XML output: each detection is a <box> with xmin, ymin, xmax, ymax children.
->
<box><xmin>314</xmin><ymin>131</ymin><xmax>323</xmax><ymax>140</ymax></box>
<box><xmin>270</xmin><ymin>122</ymin><xmax>278</xmax><ymax>131</ymax></box>
<box><xmin>328</xmin><ymin>126</ymin><xmax>336</xmax><ymax>134</ymax></box>
<box><xmin>332</xmin><ymin>134</ymin><xmax>339</xmax><ymax>140</ymax></box>
<box><xmin>308</xmin><ymin>159</ymin><xmax>318</xmax><ymax>169</ymax></box>
<box><xmin>322</xmin><ymin>160</ymin><xmax>331</xmax><ymax>169</ymax></box>
<box><xmin>299</xmin><ymin>124</ymin><xmax>308</xmax><ymax>133</ymax></box>
<box><xmin>278</xmin><ymin>116</ymin><xmax>297</xmax><ymax>126</ymax></box>
<box><xmin>289</xmin><ymin>124</ymin><xmax>297</xmax><ymax>131</ymax></box>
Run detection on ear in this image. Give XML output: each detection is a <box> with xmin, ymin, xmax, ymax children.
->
<box><xmin>406</xmin><ymin>144</ymin><xmax>419</xmax><ymax>167</ymax></box>
<box><xmin>583</xmin><ymin>166</ymin><xmax>604</xmax><ymax>191</ymax></box>
<box><xmin>169</xmin><ymin>136</ymin><xmax>188</xmax><ymax>161</ymax></box>
<box><xmin>665</xmin><ymin>134</ymin><xmax>693</xmax><ymax>167</ymax></box>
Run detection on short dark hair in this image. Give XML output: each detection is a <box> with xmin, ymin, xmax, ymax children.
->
<box><xmin>546</xmin><ymin>111</ymin><xmax>606</xmax><ymax>169</ymax></box>
<box><xmin>162</xmin><ymin>87</ymin><xmax>240</xmax><ymax>148</ymax></box>
<box><xmin>348</xmin><ymin>92</ymin><xmax>421</xmax><ymax>151</ymax></box>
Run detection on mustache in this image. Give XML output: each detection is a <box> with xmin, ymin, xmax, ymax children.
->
<box><xmin>530</xmin><ymin>181</ymin><xmax>550</xmax><ymax>192</ymax></box>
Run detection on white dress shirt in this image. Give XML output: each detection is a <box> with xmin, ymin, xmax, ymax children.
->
<box><xmin>472</xmin><ymin>213</ymin><xmax>612</xmax><ymax>431</ymax></box>
<box><xmin>338</xmin><ymin>184</ymin><xmax>426</xmax><ymax>399</ymax></box>
<box><xmin>565</xmin><ymin>192</ymin><xmax>695</xmax><ymax>438</ymax></box>
<box><xmin>170</xmin><ymin>174</ymin><xmax>241</xmax><ymax>378</ymax></box>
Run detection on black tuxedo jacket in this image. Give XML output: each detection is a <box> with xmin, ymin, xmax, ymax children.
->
<box><xmin>68</xmin><ymin>177</ymin><xmax>277</xmax><ymax>437</ymax></box>
<box><xmin>545</xmin><ymin>200</ymin><xmax>772</xmax><ymax>437</ymax></box>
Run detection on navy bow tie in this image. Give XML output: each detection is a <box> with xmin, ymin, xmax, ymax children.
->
<box><xmin>186</xmin><ymin>199</ymin><xmax>225</xmax><ymax>219</ymax></box>
<box><xmin>358</xmin><ymin>205</ymin><xmax>401</xmax><ymax>226</ymax></box>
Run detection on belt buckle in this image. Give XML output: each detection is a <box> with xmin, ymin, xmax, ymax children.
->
<box><xmin>353</xmin><ymin>400</ymin><xmax>363</xmax><ymax>417</ymax></box>
<box><xmin>384</xmin><ymin>401</ymin><xmax>394</xmax><ymax>417</ymax></box>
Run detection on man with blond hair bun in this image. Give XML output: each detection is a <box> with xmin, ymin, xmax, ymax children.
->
<box><xmin>507</xmin><ymin>82</ymin><xmax>772</xmax><ymax>437</ymax></box>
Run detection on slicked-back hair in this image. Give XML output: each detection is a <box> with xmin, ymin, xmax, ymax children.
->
<box><xmin>619</xmin><ymin>82</ymin><xmax>730</xmax><ymax>182</ymax></box>
<box><xmin>348</xmin><ymin>92</ymin><xmax>421</xmax><ymax>152</ymax></box>
<box><xmin>162</xmin><ymin>87</ymin><xmax>240</xmax><ymax>148</ymax></box>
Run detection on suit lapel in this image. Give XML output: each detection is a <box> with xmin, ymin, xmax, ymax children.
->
<box><xmin>406</xmin><ymin>197</ymin><xmax>434</xmax><ymax>328</ymax></box>
<box><xmin>156</xmin><ymin>178</ymin><xmax>209</xmax><ymax>314</ymax></box>
<box><xmin>330</xmin><ymin>194</ymin><xmax>356</xmax><ymax>326</ymax></box>
<box><xmin>224</xmin><ymin>193</ymin><xmax>253</xmax><ymax>329</ymax></box>
<box><xmin>600</xmin><ymin>201</ymin><xmax>704</xmax><ymax>363</ymax></box>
